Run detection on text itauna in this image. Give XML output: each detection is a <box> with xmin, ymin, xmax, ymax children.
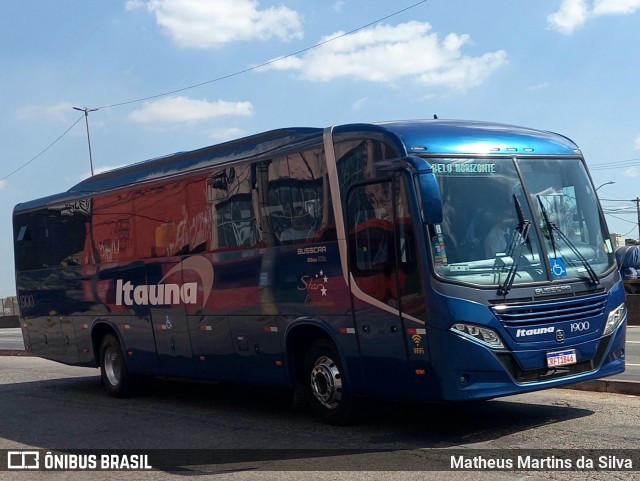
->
<box><xmin>115</xmin><ymin>279</ymin><xmax>198</xmax><ymax>306</ymax></box>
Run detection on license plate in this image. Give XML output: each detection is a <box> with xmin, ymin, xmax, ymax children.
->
<box><xmin>546</xmin><ymin>349</ymin><xmax>577</xmax><ymax>368</ymax></box>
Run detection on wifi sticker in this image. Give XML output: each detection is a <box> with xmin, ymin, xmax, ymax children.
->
<box><xmin>407</xmin><ymin>328</ymin><xmax>427</xmax><ymax>355</ymax></box>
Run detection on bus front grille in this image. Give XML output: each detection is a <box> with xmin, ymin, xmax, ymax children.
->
<box><xmin>490</xmin><ymin>293</ymin><xmax>608</xmax><ymax>328</ymax></box>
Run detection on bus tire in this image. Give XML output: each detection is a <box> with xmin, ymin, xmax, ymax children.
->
<box><xmin>304</xmin><ymin>339</ymin><xmax>353</xmax><ymax>425</ymax></box>
<box><xmin>99</xmin><ymin>334</ymin><xmax>134</xmax><ymax>398</ymax></box>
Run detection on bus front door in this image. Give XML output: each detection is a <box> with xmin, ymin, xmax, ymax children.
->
<box><xmin>346</xmin><ymin>177</ymin><xmax>423</xmax><ymax>397</ymax></box>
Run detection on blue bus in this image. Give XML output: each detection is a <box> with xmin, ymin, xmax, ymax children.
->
<box><xmin>13</xmin><ymin>120</ymin><xmax>626</xmax><ymax>424</ymax></box>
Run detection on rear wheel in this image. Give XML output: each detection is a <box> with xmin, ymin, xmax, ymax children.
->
<box><xmin>304</xmin><ymin>340</ymin><xmax>353</xmax><ymax>425</ymax></box>
<box><xmin>99</xmin><ymin>334</ymin><xmax>134</xmax><ymax>398</ymax></box>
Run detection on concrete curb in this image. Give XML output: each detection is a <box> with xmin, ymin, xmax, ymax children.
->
<box><xmin>0</xmin><ymin>350</ymin><xmax>31</xmax><ymax>357</ymax></box>
<box><xmin>563</xmin><ymin>379</ymin><xmax>640</xmax><ymax>396</ymax></box>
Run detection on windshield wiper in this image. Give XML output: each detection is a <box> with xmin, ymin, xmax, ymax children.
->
<box><xmin>497</xmin><ymin>195</ymin><xmax>531</xmax><ymax>296</ymax></box>
<box><xmin>536</xmin><ymin>195</ymin><xmax>600</xmax><ymax>285</ymax></box>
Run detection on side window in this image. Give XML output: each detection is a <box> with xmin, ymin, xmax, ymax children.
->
<box><xmin>267</xmin><ymin>148</ymin><xmax>335</xmax><ymax>245</ymax></box>
<box><xmin>182</xmin><ymin>173</ymin><xmax>211</xmax><ymax>254</ymax></box>
<box><xmin>50</xmin><ymin>201</ymin><xmax>92</xmax><ymax>267</ymax></box>
<box><xmin>395</xmin><ymin>178</ymin><xmax>425</xmax><ymax>321</ymax></box>
<box><xmin>349</xmin><ymin>181</ymin><xmax>394</xmax><ymax>272</ymax></box>
<box><xmin>14</xmin><ymin>201</ymin><xmax>91</xmax><ymax>271</ymax></box>
<box><xmin>91</xmin><ymin>191</ymin><xmax>135</xmax><ymax>263</ymax></box>
<box><xmin>335</xmin><ymin>138</ymin><xmax>400</xmax><ymax>204</ymax></box>
<box><xmin>347</xmin><ymin>176</ymin><xmax>425</xmax><ymax>319</ymax></box>
<box><xmin>336</xmin><ymin>140</ymin><xmax>374</xmax><ymax>195</ymax></box>
<box><xmin>207</xmin><ymin>165</ymin><xmax>261</xmax><ymax>250</ymax></box>
<box><xmin>134</xmin><ymin>181</ymin><xmax>187</xmax><ymax>258</ymax></box>
<box><xmin>347</xmin><ymin>179</ymin><xmax>397</xmax><ymax>305</ymax></box>
<box><xmin>14</xmin><ymin>211</ymin><xmax>53</xmax><ymax>270</ymax></box>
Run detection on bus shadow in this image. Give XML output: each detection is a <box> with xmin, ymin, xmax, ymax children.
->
<box><xmin>0</xmin><ymin>375</ymin><xmax>595</xmax><ymax>471</ymax></box>
<box><xmin>135</xmin><ymin>377</ymin><xmax>596</xmax><ymax>443</ymax></box>
<box><xmin>355</xmin><ymin>396</ymin><xmax>590</xmax><ymax>446</ymax></box>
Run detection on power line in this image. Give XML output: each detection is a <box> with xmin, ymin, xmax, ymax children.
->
<box><xmin>97</xmin><ymin>0</ymin><xmax>431</xmax><ymax>110</ymax></box>
<box><xmin>599</xmin><ymin>198</ymin><xmax>640</xmax><ymax>237</ymax></box>
<box><xmin>0</xmin><ymin>115</ymin><xmax>84</xmax><ymax>183</ymax></box>
<box><xmin>589</xmin><ymin>157</ymin><xmax>640</xmax><ymax>171</ymax></box>
<box><xmin>602</xmin><ymin>197</ymin><xmax>640</xmax><ymax>239</ymax></box>
<box><xmin>600</xmin><ymin>198</ymin><xmax>638</xmax><ymax>202</ymax></box>
<box><xmin>3</xmin><ymin>0</ymin><xmax>431</xmax><ymax>182</ymax></box>
<box><xmin>589</xmin><ymin>156</ymin><xmax>640</xmax><ymax>168</ymax></box>
<box><xmin>621</xmin><ymin>224</ymin><xmax>639</xmax><ymax>237</ymax></box>
<box><xmin>604</xmin><ymin>212</ymin><xmax>637</xmax><ymax>223</ymax></box>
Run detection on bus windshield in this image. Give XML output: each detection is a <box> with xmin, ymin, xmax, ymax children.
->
<box><xmin>428</xmin><ymin>157</ymin><xmax>615</xmax><ymax>288</ymax></box>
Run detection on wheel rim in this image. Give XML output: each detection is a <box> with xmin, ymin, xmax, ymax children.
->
<box><xmin>310</xmin><ymin>355</ymin><xmax>342</xmax><ymax>409</ymax></box>
<box><xmin>103</xmin><ymin>345</ymin><xmax>122</xmax><ymax>387</ymax></box>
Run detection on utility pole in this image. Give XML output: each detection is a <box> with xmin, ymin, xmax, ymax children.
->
<box><xmin>73</xmin><ymin>107</ymin><xmax>98</xmax><ymax>176</ymax></box>
<box><xmin>636</xmin><ymin>197</ymin><xmax>640</xmax><ymax>241</ymax></box>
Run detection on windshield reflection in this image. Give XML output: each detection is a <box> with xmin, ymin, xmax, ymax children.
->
<box><xmin>428</xmin><ymin>157</ymin><xmax>615</xmax><ymax>289</ymax></box>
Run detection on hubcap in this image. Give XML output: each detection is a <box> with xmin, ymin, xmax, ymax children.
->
<box><xmin>310</xmin><ymin>355</ymin><xmax>342</xmax><ymax>409</ymax></box>
<box><xmin>103</xmin><ymin>345</ymin><xmax>122</xmax><ymax>387</ymax></box>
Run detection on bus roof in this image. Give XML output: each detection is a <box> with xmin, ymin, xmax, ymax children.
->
<box><xmin>368</xmin><ymin>119</ymin><xmax>580</xmax><ymax>157</ymax></box>
<box><xmin>15</xmin><ymin>119</ymin><xmax>581</xmax><ymax>212</ymax></box>
<box><xmin>68</xmin><ymin>127</ymin><xmax>324</xmax><ymax>195</ymax></box>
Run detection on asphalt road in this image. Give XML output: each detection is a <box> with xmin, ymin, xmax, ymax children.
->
<box><xmin>1</xmin><ymin>356</ymin><xmax>640</xmax><ymax>481</ymax></box>
<box><xmin>615</xmin><ymin>325</ymin><xmax>640</xmax><ymax>381</ymax></box>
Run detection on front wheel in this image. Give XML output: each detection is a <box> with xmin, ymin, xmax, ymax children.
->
<box><xmin>304</xmin><ymin>340</ymin><xmax>353</xmax><ymax>425</ymax></box>
<box><xmin>99</xmin><ymin>334</ymin><xmax>134</xmax><ymax>398</ymax></box>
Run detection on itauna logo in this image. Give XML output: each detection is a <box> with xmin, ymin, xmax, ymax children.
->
<box><xmin>515</xmin><ymin>326</ymin><xmax>555</xmax><ymax>338</ymax></box>
<box><xmin>115</xmin><ymin>255</ymin><xmax>214</xmax><ymax>307</ymax></box>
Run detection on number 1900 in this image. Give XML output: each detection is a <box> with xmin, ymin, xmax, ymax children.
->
<box><xmin>570</xmin><ymin>321</ymin><xmax>590</xmax><ymax>332</ymax></box>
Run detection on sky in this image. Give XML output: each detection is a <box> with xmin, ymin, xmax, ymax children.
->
<box><xmin>1</xmin><ymin>0</ymin><xmax>640</xmax><ymax>298</ymax></box>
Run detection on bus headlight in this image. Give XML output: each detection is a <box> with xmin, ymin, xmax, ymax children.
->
<box><xmin>603</xmin><ymin>302</ymin><xmax>626</xmax><ymax>337</ymax></box>
<box><xmin>450</xmin><ymin>322</ymin><xmax>505</xmax><ymax>349</ymax></box>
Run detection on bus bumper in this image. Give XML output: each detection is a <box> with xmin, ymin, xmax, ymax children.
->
<box><xmin>432</xmin><ymin>319</ymin><xmax>626</xmax><ymax>402</ymax></box>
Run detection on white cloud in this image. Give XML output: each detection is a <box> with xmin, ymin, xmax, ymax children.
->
<box><xmin>634</xmin><ymin>135</ymin><xmax>640</xmax><ymax>150</ymax></box>
<box><xmin>624</xmin><ymin>166</ymin><xmax>639</xmax><ymax>178</ymax></box>
<box><xmin>125</xmin><ymin>0</ymin><xmax>146</xmax><ymax>8</ymax></box>
<box><xmin>127</xmin><ymin>0</ymin><xmax>303</xmax><ymax>48</ymax></box>
<box><xmin>0</xmin><ymin>180</ymin><xmax>6</xmax><ymax>190</ymax></box>
<box><xmin>130</xmin><ymin>96</ymin><xmax>254</xmax><ymax>123</ymax></box>
<box><xmin>351</xmin><ymin>97</ymin><xmax>369</xmax><ymax>111</ymax></box>
<box><xmin>260</xmin><ymin>21</ymin><xmax>507</xmax><ymax>91</ymax></box>
<box><xmin>332</xmin><ymin>1</ymin><xmax>346</xmax><ymax>13</ymax></box>
<box><xmin>17</xmin><ymin>102</ymin><xmax>75</xmax><ymax>121</ymax></box>
<box><xmin>593</xmin><ymin>0</ymin><xmax>640</xmax><ymax>14</ymax></box>
<box><xmin>547</xmin><ymin>0</ymin><xmax>589</xmax><ymax>34</ymax></box>
<box><xmin>548</xmin><ymin>0</ymin><xmax>640</xmax><ymax>34</ymax></box>
<box><xmin>527</xmin><ymin>82</ymin><xmax>551</xmax><ymax>91</ymax></box>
